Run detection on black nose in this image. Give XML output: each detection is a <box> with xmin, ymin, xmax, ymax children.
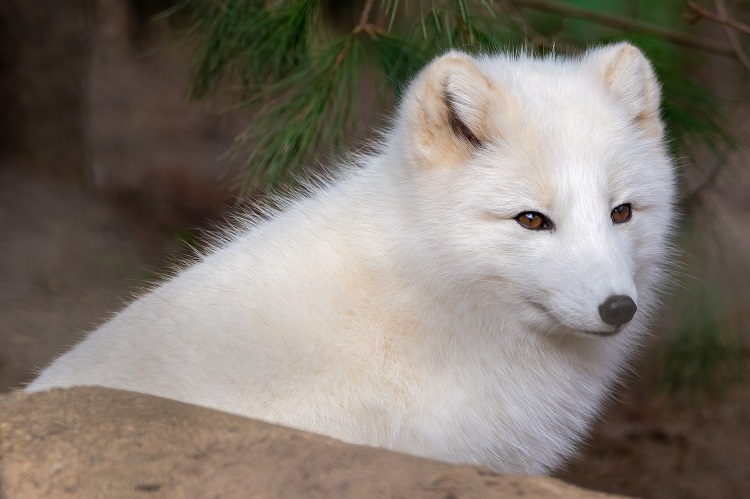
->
<box><xmin>598</xmin><ymin>295</ymin><xmax>637</xmax><ymax>326</ymax></box>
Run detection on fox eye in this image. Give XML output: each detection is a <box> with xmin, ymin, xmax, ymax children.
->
<box><xmin>516</xmin><ymin>211</ymin><xmax>554</xmax><ymax>231</ymax></box>
<box><xmin>611</xmin><ymin>204</ymin><xmax>632</xmax><ymax>224</ymax></box>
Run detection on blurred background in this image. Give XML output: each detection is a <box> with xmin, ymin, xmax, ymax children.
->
<box><xmin>0</xmin><ymin>1</ymin><xmax>748</xmax><ymax>497</ymax></box>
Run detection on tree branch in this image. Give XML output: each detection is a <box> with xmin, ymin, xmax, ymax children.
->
<box><xmin>511</xmin><ymin>0</ymin><xmax>734</xmax><ymax>57</ymax></box>
<box><xmin>357</xmin><ymin>0</ymin><xmax>376</xmax><ymax>29</ymax></box>
<box><xmin>686</xmin><ymin>117</ymin><xmax>750</xmax><ymax>205</ymax></box>
<box><xmin>714</xmin><ymin>0</ymin><xmax>750</xmax><ymax>71</ymax></box>
<box><xmin>686</xmin><ymin>1</ymin><xmax>750</xmax><ymax>36</ymax></box>
<box><xmin>335</xmin><ymin>0</ymin><xmax>380</xmax><ymax>70</ymax></box>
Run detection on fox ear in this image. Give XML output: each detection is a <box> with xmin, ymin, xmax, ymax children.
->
<box><xmin>407</xmin><ymin>51</ymin><xmax>504</xmax><ymax>168</ymax></box>
<box><xmin>587</xmin><ymin>43</ymin><xmax>663</xmax><ymax>136</ymax></box>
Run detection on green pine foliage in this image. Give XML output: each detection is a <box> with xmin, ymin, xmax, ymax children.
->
<box><xmin>177</xmin><ymin>0</ymin><xmax>734</xmax><ymax>192</ymax></box>
<box><xmin>186</xmin><ymin>0</ymin><xmax>318</xmax><ymax>99</ymax></box>
<box><xmin>177</xmin><ymin>0</ymin><xmax>531</xmax><ymax>190</ymax></box>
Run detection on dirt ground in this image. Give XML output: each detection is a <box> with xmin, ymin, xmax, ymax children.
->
<box><xmin>1</xmin><ymin>2</ymin><xmax>749</xmax><ymax>498</ymax></box>
<box><xmin>558</xmin><ymin>340</ymin><xmax>750</xmax><ymax>498</ymax></box>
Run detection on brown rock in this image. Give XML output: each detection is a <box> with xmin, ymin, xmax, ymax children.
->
<box><xmin>0</xmin><ymin>387</ymin><xmax>628</xmax><ymax>498</ymax></box>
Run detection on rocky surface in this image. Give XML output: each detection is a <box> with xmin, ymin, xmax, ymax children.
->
<box><xmin>0</xmin><ymin>387</ymin><xmax>627</xmax><ymax>498</ymax></box>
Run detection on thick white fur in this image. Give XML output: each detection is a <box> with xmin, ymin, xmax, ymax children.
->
<box><xmin>27</xmin><ymin>44</ymin><xmax>675</xmax><ymax>475</ymax></box>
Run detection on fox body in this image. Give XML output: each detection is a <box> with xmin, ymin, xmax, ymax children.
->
<box><xmin>28</xmin><ymin>44</ymin><xmax>675</xmax><ymax>474</ymax></box>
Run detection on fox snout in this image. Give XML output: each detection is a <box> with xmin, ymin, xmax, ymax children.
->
<box><xmin>598</xmin><ymin>295</ymin><xmax>637</xmax><ymax>326</ymax></box>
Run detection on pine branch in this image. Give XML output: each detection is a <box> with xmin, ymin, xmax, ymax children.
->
<box><xmin>178</xmin><ymin>0</ymin><xmax>738</xmax><ymax>194</ymax></box>
<box><xmin>230</xmin><ymin>37</ymin><xmax>361</xmax><ymax>191</ymax></box>
<box><xmin>685</xmin><ymin>1</ymin><xmax>750</xmax><ymax>36</ymax></box>
<box><xmin>358</xmin><ymin>0</ymin><xmax>376</xmax><ymax>27</ymax></box>
<box><xmin>685</xmin><ymin>115</ymin><xmax>750</xmax><ymax>205</ymax></box>
<box><xmin>510</xmin><ymin>0</ymin><xmax>735</xmax><ymax>56</ymax></box>
<box><xmin>225</xmin><ymin>0</ymin><xmax>389</xmax><ymax>191</ymax></box>
<box><xmin>714</xmin><ymin>0</ymin><xmax>750</xmax><ymax>71</ymax></box>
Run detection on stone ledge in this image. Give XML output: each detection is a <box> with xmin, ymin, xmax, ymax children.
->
<box><xmin>0</xmin><ymin>387</ymin><xmax>628</xmax><ymax>498</ymax></box>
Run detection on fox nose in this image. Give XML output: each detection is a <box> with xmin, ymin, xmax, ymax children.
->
<box><xmin>598</xmin><ymin>295</ymin><xmax>637</xmax><ymax>326</ymax></box>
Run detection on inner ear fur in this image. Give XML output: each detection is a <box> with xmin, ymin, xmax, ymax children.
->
<box><xmin>411</xmin><ymin>52</ymin><xmax>504</xmax><ymax>167</ymax></box>
<box><xmin>588</xmin><ymin>43</ymin><xmax>663</xmax><ymax>137</ymax></box>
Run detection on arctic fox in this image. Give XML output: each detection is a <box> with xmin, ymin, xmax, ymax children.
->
<box><xmin>28</xmin><ymin>43</ymin><xmax>675</xmax><ymax>475</ymax></box>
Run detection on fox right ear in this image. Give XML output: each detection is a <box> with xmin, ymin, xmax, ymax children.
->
<box><xmin>405</xmin><ymin>51</ymin><xmax>505</xmax><ymax>168</ymax></box>
<box><xmin>587</xmin><ymin>43</ymin><xmax>663</xmax><ymax>137</ymax></box>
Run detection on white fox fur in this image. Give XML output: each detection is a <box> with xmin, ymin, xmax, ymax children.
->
<box><xmin>28</xmin><ymin>43</ymin><xmax>675</xmax><ymax>475</ymax></box>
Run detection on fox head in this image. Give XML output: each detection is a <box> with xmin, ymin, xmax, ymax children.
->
<box><xmin>387</xmin><ymin>44</ymin><xmax>675</xmax><ymax>340</ymax></box>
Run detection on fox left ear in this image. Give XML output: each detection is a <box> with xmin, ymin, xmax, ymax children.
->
<box><xmin>587</xmin><ymin>43</ymin><xmax>663</xmax><ymax>137</ymax></box>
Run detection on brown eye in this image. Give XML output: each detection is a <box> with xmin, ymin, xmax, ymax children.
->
<box><xmin>611</xmin><ymin>204</ymin><xmax>632</xmax><ymax>224</ymax></box>
<box><xmin>516</xmin><ymin>211</ymin><xmax>553</xmax><ymax>231</ymax></box>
